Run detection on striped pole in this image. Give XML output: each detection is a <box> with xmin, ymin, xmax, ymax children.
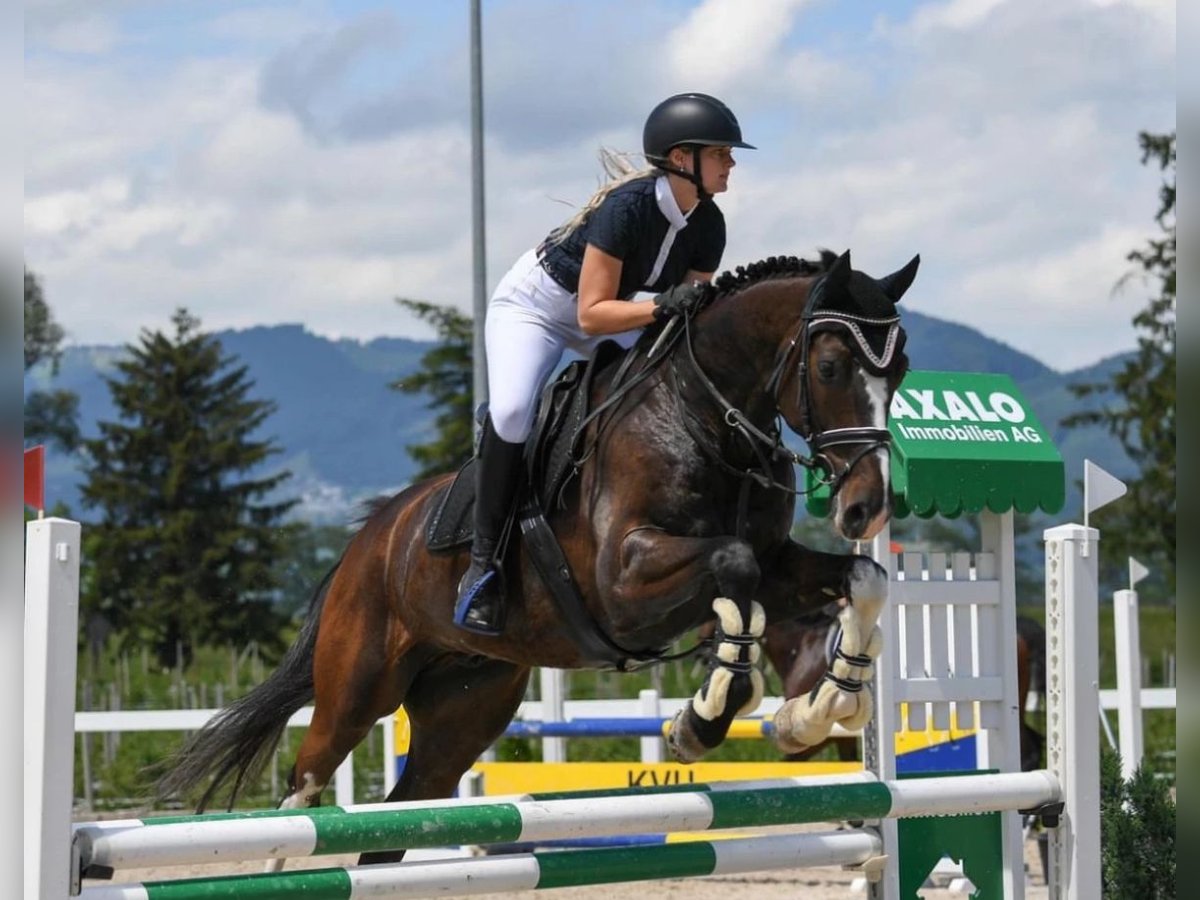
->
<box><xmin>75</xmin><ymin>772</ymin><xmax>871</xmax><ymax>840</ymax></box>
<box><xmin>503</xmin><ymin>717</ymin><xmax>776</xmax><ymax>739</ymax></box>
<box><xmin>81</xmin><ymin>830</ymin><xmax>884</xmax><ymax>900</ymax></box>
<box><xmin>76</xmin><ymin>771</ymin><xmax>1057</xmax><ymax>873</ymax></box>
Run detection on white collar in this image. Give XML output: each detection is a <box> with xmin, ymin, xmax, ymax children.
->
<box><xmin>655</xmin><ymin>175</ymin><xmax>694</xmax><ymax>230</ymax></box>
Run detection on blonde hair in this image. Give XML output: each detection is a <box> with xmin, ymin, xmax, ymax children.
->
<box><xmin>545</xmin><ymin>148</ymin><xmax>658</xmax><ymax>246</ymax></box>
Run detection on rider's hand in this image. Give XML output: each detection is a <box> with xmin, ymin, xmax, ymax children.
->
<box><xmin>652</xmin><ymin>282</ymin><xmax>706</xmax><ymax>321</ymax></box>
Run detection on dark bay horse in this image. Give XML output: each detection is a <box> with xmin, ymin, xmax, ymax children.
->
<box><xmin>157</xmin><ymin>249</ymin><xmax>918</xmax><ymax>864</ymax></box>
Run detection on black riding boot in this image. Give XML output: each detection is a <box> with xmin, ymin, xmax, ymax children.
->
<box><xmin>454</xmin><ymin>417</ymin><xmax>524</xmax><ymax>634</ymax></box>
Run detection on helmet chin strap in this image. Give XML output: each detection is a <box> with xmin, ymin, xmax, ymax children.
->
<box><xmin>657</xmin><ymin>146</ymin><xmax>711</xmax><ymax>203</ymax></box>
<box><xmin>691</xmin><ymin>145</ymin><xmax>711</xmax><ymax>202</ymax></box>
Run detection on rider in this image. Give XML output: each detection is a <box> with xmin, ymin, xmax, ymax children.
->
<box><xmin>454</xmin><ymin>92</ymin><xmax>755</xmax><ymax>635</ymax></box>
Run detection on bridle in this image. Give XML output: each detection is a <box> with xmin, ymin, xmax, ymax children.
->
<box><xmin>766</xmin><ymin>275</ymin><xmax>902</xmax><ymax>487</ymax></box>
<box><xmin>671</xmin><ymin>273</ymin><xmax>903</xmax><ymax>529</ymax></box>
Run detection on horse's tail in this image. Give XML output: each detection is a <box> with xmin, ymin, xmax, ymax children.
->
<box><xmin>153</xmin><ymin>561</ymin><xmax>339</xmax><ymax>812</ymax></box>
<box><xmin>1016</xmin><ymin>614</ymin><xmax>1047</xmax><ymax>695</ymax></box>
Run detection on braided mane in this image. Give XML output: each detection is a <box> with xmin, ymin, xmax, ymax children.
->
<box><xmin>704</xmin><ymin>249</ymin><xmax>836</xmax><ymax>302</ymax></box>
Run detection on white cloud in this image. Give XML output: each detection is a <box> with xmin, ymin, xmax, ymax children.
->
<box><xmin>257</xmin><ymin>10</ymin><xmax>406</xmax><ymax>139</ymax></box>
<box><xmin>1088</xmin><ymin>0</ymin><xmax>1174</xmax><ymax>28</ymax></box>
<box><xmin>665</xmin><ymin>0</ymin><xmax>813</xmax><ymax>90</ymax></box>
<box><xmin>951</xmin><ymin>225</ymin><xmax>1151</xmax><ymax>366</ymax></box>
<box><xmin>24</xmin><ymin>178</ymin><xmax>130</xmax><ymax>235</ymax></box>
<box><xmin>905</xmin><ymin>0</ymin><xmax>1009</xmax><ymax>35</ymax></box>
<box><xmin>207</xmin><ymin>6</ymin><xmax>336</xmax><ymax>44</ymax></box>
<box><xmin>22</xmin><ymin>0</ymin><xmax>1175</xmax><ymax>373</ymax></box>
<box><xmin>962</xmin><ymin>225</ymin><xmax>1148</xmax><ymax>314</ymax></box>
<box><xmin>37</xmin><ymin>15</ymin><xmax>121</xmax><ymax>54</ymax></box>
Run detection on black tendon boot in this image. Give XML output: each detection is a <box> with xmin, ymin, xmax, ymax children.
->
<box><xmin>454</xmin><ymin>418</ymin><xmax>524</xmax><ymax>634</ymax></box>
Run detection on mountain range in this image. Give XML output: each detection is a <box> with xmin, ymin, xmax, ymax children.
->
<box><xmin>26</xmin><ymin>310</ymin><xmax>1135</xmax><ymax>525</ymax></box>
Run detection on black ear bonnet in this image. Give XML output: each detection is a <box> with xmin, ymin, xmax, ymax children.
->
<box><xmin>803</xmin><ymin>269</ymin><xmax>906</xmax><ymax>375</ymax></box>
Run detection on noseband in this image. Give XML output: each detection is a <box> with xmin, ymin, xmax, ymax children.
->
<box><xmin>674</xmin><ymin>273</ymin><xmax>901</xmax><ymax>507</ymax></box>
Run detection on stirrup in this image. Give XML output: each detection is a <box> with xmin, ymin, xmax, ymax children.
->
<box><xmin>454</xmin><ymin>568</ymin><xmax>504</xmax><ymax>635</ymax></box>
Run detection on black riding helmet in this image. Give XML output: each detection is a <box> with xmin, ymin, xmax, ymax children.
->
<box><xmin>642</xmin><ymin>93</ymin><xmax>755</xmax><ymax>200</ymax></box>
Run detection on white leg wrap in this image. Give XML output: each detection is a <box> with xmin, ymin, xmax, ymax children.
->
<box><xmin>692</xmin><ymin>666</ymin><xmax>733</xmax><ymax>721</ymax></box>
<box><xmin>774</xmin><ymin>561</ymin><xmax>887</xmax><ymax>754</ymax></box>
<box><xmin>691</xmin><ymin>597</ymin><xmax>766</xmax><ymax>720</ymax></box>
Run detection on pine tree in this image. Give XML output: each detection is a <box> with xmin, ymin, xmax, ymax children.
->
<box><xmin>390</xmin><ymin>298</ymin><xmax>474</xmax><ymax>480</ymax></box>
<box><xmin>24</xmin><ymin>268</ymin><xmax>81</xmax><ymax>451</ymax></box>
<box><xmin>1100</xmin><ymin>748</ymin><xmax>1175</xmax><ymax>898</ymax></box>
<box><xmin>81</xmin><ymin>309</ymin><xmax>296</xmax><ymax>667</ymax></box>
<box><xmin>1066</xmin><ymin>132</ymin><xmax>1175</xmax><ymax>594</ymax></box>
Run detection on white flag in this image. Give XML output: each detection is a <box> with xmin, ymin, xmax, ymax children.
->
<box><xmin>1085</xmin><ymin>460</ymin><xmax>1127</xmax><ymax>515</ymax></box>
<box><xmin>1129</xmin><ymin>557</ymin><xmax>1150</xmax><ymax>589</ymax></box>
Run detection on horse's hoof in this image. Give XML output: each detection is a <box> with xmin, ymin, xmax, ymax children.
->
<box><xmin>775</xmin><ymin>735</ymin><xmax>814</xmax><ymax>756</ymax></box>
<box><xmin>666</xmin><ymin>708</ymin><xmax>706</xmax><ymax>764</ymax></box>
<box><xmin>772</xmin><ymin>696</ymin><xmax>835</xmax><ymax>754</ymax></box>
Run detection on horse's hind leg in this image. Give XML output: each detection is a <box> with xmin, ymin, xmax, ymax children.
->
<box><xmin>257</xmin><ymin>622</ymin><xmax>422</xmax><ymax>873</ymax></box>
<box><xmin>357</xmin><ymin>655</ymin><xmax>531</xmax><ymax>866</ymax></box>
<box><xmin>278</xmin><ymin>612</ymin><xmax>425</xmax><ymax>813</ymax></box>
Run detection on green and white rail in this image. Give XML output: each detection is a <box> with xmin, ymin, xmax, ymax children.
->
<box><xmin>75</xmin><ymin>771</ymin><xmax>1058</xmax><ymax>873</ymax></box>
<box><xmin>82</xmin><ymin>831</ymin><xmax>884</xmax><ymax>900</ymax></box>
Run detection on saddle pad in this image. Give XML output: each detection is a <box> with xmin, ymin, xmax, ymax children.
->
<box><xmin>424</xmin><ymin>338</ymin><xmax>624</xmax><ymax>551</ymax></box>
<box><xmin>425</xmin><ymin>459</ymin><xmax>477</xmax><ymax>551</ymax></box>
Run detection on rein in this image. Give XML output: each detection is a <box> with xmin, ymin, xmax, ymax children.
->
<box><xmin>568</xmin><ymin>315</ymin><xmax>691</xmax><ymax>469</ymax></box>
<box><xmin>671</xmin><ymin>274</ymin><xmax>896</xmax><ymax>536</ymax></box>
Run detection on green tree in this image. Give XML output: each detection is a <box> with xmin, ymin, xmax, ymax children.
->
<box><xmin>1066</xmin><ymin>132</ymin><xmax>1175</xmax><ymax>594</ymax></box>
<box><xmin>24</xmin><ymin>268</ymin><xmax>81</xmax><ymax>451</ymax></box>
<box><xmin>1100</xmin><ymin>748</ymin><xmax>1175</xmax><ymax>898</ymax></box>
<box><xmin>80</xmin><ymin>309</ymin><xmax>297</xmax><ymax>667</ymax></box>
<box><xmin>270</xmin><ymin>520</ymin><xmax>353</xmax><ymax>619</ymax></box>
<box><xmin>390</xmin><ymin>298</ymin><xmax>474</xmax><ymax>480</ymax></box>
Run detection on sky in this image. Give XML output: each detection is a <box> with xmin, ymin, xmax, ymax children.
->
<box><xmin>24</xmin><ymin>0</ymin><xmax>1176</xmax><ymax>371</ymax></box>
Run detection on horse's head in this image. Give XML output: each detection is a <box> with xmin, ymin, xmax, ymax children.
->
<box><xmin>773</xmin><ymin>250</ymin><xmax>918</xmax><ymax>541</ymax></box>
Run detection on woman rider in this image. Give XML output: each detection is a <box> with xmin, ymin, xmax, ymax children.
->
<box><xmin>455</xmin><ymin>92</ymin><xmax>755</xmax><ymax>635</ymax></box>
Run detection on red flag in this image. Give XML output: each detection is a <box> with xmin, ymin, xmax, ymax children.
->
<box><xmin>24</xmin><ymin>445</ymin><xmax>45</xmax><ymax>511</ymax></box>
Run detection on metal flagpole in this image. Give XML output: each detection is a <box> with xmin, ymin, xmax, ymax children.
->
<box><xmin>470</xmin><ymin>0</ymin><xmax>488</xmax><ymax>416</ymax></box>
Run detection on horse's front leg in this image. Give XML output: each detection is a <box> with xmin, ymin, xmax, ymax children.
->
<box><xmin>604</xmin><ymin>528</ymin><xmax>766</xmax><ymax>764</ymax></box>
<box><xmin>756</xmin><ymin>541</ymin><xmax>889</xmax><ymax>755</ymax></box>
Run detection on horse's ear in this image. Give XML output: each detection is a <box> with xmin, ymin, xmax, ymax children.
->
<box><xmin>828</xmin><ymin>249</ymin><xmax>852</xmax><ymax>289</ymax></box>
<box><xmin>878</xmin><ymin>254</ymin><xmax>920</xmax><ymax>302</ymax></box>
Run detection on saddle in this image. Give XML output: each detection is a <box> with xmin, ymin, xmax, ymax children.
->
<box><xmin>425</xmin><ymin>338</ymin><xmax>624</xmax><ymax>552</ymax></box>
<box><xmin>424</xmin><ymin>340</ymin><xmax>660</xmax><ymax>670</ymax></box>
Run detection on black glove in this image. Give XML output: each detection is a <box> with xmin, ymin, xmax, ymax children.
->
<box><xmin>652</xmin><ymin>282</ymin><xmax>706</xmax><ymax>321</ymax></box>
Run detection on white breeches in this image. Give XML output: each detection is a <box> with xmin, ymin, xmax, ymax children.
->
<box><xmin>485</xmin><ymin>249</ymin><xmax>641</xmax><ymax>443</ymax></box>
